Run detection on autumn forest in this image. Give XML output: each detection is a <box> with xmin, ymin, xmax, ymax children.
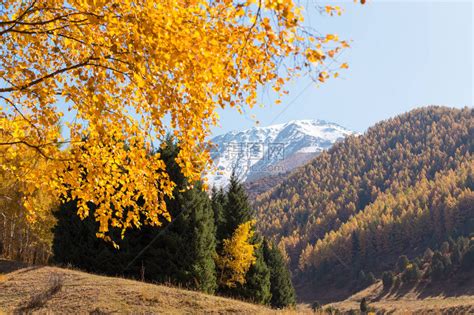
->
<box><xmin>0</xmin><ymin>0</ymin><xmax>473</xmax><ymax>313</ymax></box>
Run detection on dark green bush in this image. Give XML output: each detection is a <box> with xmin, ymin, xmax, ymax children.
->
<box><xmin>382</xmin><ymin>271</ymin><xmax>394</xmax><ymax>289</ymax></box>
<box><xmin>311</xmin><ymin>301</ymin><xmax>322</xmax><ymax>311</ymax></box>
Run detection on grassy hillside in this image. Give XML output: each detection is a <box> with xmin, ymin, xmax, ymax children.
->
<box><xmin>326</xmin><ymin>273</ymin><xmax>474</xmax><ymax>314</ymax></box>
<box><xmin>0</xmin><ymin>259</ymin><xmax>280</xmax><ymax>314</ymax></box>
<box><xmin>1</xmin><ymin>259</ymin><xmax>473</xmax><ymax>314</ymax></box>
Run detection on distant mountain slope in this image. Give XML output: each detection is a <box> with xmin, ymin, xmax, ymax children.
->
<box><xmin>244</xmin><ymin>172</ymin><xmax>290</xmax><ymax>200</ymax></box>
<box><xmin>252</xmin><ymin>106</ymin><xmax>473</xmax><ymax>294</ymax></box>
<box><xmin>208</xmin><ymin>120</ymin><xmax>356</xmax><ymax>188</ymax></box>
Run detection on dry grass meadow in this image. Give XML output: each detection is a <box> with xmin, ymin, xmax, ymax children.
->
<box><xmin>1</xmin><ymin>259</ymin><xmax>473</xmax><ymax>314</ymax></box>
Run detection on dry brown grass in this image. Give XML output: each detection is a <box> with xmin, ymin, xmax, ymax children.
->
<box><xmin>16</xmin><ymin>272</ymin><xmax>64</xmax><ymax>312</ymax></box>
<box><xmin>0</xmin><ymin>259</ymin><xmax>307</xmax><ymax>314</ymax></box>
<box><xmin>326</xmin><ymin>280</ymin><xmax>474</xmax><ymax>314</ymax></box>
<box><xmin>1</xmin><ymin>259</ymin><xmax>473</xmax><ymax>314</ymax></box>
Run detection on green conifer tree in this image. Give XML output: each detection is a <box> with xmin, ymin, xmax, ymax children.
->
<box><xmin>238</xmin><ymin>239</ymin><xmax>272</xmax><ymax>305</ymax></box>
<box><xmin>211</xmin><ymin>186</ymin><xmax>227</xmax><ymax>248</ymax></box>
<box><xmin>52</xmin><ymin>199</ymin><xmax>124</xmax><ymax>274</ymax></box>
<box><xmin>360</xmin><ymin>297</ymin><xmax>368</xmax><ymax>313</ymax></box>
<box><xmin>223</xmin><ymin>172</ymin><xmax>253</xmax><ymax>239</ymax></box>
<box><xmin>216</xmin><ymin>174</ymin><xmax>272</xmax><ymax>302</ymax></box>
<box><xmin>382</xmin><ymin>271</ymin><xmax>394</xmax><ymax>289</ymax></box>
<box><xmin>397</xmin><ymin>255</ymin><xmax>409</xmax><ymax>273</ymax></box>
<box><xmin>263</xmin><ymin>240</ymin><xmax>296</xmax><ymax>308</ymax></box>
<box><xmin>185</xmin><ymin>181</ymin><xmax>217</xmax><ymax>293</ymax></box>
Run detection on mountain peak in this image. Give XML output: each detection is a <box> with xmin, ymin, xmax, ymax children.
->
<box><xmin>208</xmin><ymin>119</ymin><xmax>356</xmax><ymax>188</ymax></box>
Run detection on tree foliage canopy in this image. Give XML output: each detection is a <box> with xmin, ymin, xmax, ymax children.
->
<box><xmin>0</xmin><ymin>0</ymin><xmax>354</xmax><ymax>239</ymax></box>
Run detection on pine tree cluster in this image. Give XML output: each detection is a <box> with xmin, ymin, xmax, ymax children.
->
<box><xmin>382</xmin><ymin>235</ymin><xmax>474</xmax><ymax>287</ymax></box>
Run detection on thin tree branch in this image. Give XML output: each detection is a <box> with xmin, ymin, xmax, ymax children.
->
<box><xmin>0</xmin><ymin>0</ymin><xmax>37</xmax><ymax>32</ymax></box>
<box><xmin>0</xmin><ymin>57</ymin><xmax>94</xmax><ymax>93</ymax></box>
<box><xmin>0</xmin><ymin>140</ymin><xmax>73</xmax><ymax>161</ymax></box>
<box><xmin>0</xmin><ymin>96</ymin><xmax>42</xmax><ymax>138</ymax></box>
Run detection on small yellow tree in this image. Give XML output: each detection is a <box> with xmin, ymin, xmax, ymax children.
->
<box><xmin>216</xmin><ymin>220</ymin><xmax>257</xmax><ymax>287</ymax></box>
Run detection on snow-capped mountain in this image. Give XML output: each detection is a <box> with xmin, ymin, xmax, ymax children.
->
<box><xmin>208</xmin><ymin>119</ymin><xmax>357</xmax><ymax>188</ymax></box>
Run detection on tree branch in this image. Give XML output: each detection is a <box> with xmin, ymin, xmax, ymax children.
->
<box><xmin>0</xmin><ymin>57</ymin><xmax>94</xmax><ymax>93</ymax></box>
<box><xmin>0</xmin><ymin>140</ymin><xmax>73</xmax><ymax>161</ymax></box>
<box><xmin>0</xmin><ymin>96</ymin><xmax>41</xmax><ymax>138</ymax></box>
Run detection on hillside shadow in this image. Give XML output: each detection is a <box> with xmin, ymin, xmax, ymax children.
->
<box><xmin>0</xmin><ymin>258</ymin><xmax>44</xmax><ymax>277</ymax></box>
<box><xmin>15</xmin><ymin>272</ymin><xmax>64</xmax><ymax>313</ymax></box>
<box><xmin>295</xmin><ymin>280</ymin><xmax>358</xmax><ymax>304</ymax></box>
<box><xmin>297</xmin><ymin>271</ymin><xmax>474</xmax><ymax>306</ymax></box>
<box><xmin>0</xmin><ymin>258</ymin><xmax>28</xmax><ymax>274</ymax></box>
<box><xmin>414</xmin><ymin>272</ymin><xmax>474</xmax><ymax>299</ymax></box>
<box><xmin>370</xmin><ymin>284</ymin><xmax>392</xmax><ymax>302</ymax></box>
<box><xmin>390</xmin><ymin>280</ymin><xmax>418</xmax><ymax>299</ymax></box>
<box><xmin>372</xmin><ymin>271</ymin><xmax>474</xmax><ymax>302</ymax></box>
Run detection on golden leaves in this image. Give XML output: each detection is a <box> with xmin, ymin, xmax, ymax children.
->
<box><xmin>216</xmin><ymin>220</ymin><xmax>257</xmax><ymax>287</ymax></box>
<box><xmin>325</xmin><ymin>5</ymin><xmax>343</xmax><ymax>16</ymax></box>
<box><xmin>318</xmin><ymin>71</ymin><xmax>329</xmax><ymax>83</ymax></box>
<box><xmin>0</xmin><ymin>0</ymin><xmax>351</xmax><ymax>240</ymax></box>
<box><xmin>0</xmin><ymin>116</ymin><xmax>59</xmax><ymax>228</ymax></box>
<box><xmin>324</xmin><ymin>34</ymin><xmax>340</xmax><ymax>43</ymax></box>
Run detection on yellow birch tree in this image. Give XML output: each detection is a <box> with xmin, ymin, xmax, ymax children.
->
<box><xmin>216</xmin><ymin>220</ymin><xmax>257</xmax><ymax>287</ymax></box>
<box><xmin>0</xmin><ymin>0</ymin><xmax>361</xmax><ymax>239</ymax></box>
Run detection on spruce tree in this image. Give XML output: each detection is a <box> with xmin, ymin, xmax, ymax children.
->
<box><xmin>185</xmin><ymin>182</ymin><xmax>217</xmax><ymax>293</ymax></box>
<box><xmin>52</xmin><ymin>199</ymin><xmax>124</xmax><ymax>274</ymax></box>
<box><xmin>351</xmin><ymin>231</ymin><xmax>361</xmax><ymax>270</ymax></box>
<box><xmin>430</xmin><ymin>251</ymin><xmax>445</xmax><ymax>280</ymax></box>
<box><xmin>125</xmin><ymin>140</ymin><xmax>217</xmax><ymax>292</ymax></box>
<box><xmin>397</xmin><ymin>255</ymin><xmax>409</xmax><ymax>273</ymax></box>
<box><xmin>357</xmin><ymin>270</ymin><xmax>367</xmax><ymax>287</ymax></box>
<box><xmin>238</xmin><ymin>239</ymin><xmax>271</xmax><ymax>305</ymax></box>
<box><xmin>223</xmin><ymin>172</ymin><xmax>253</xmax><ymax>240</ymax></box>
<box><xmin>263</xmin><ymin>240</ymin><xmax>296</xmax><ymax>308</ymax></box>
<box><xmin>423</xmin><ymin>248</ymin><xmax>434</xmax><ymax>262</ymax></box>
<box><xmin>461</xmin><ymin>245</ymin><xmax>474</xmax><ymax>271</ymax></box>
<box><xmin>216</xmin><ymin>174</ymin><xmax>272</xmax><ymax>302</ymax></box>
<box><xmin>211</xmin><ymin>186</ymin><xmax>227</xmax><ymax>248</ymax></box>
<box><xmin>382</xmin><ymin>271</ymin><xmax>394</xmax><ymax>289</ymax></box>
<box><xmin>360</xmin><ymin>298</ymin><xmax>368</xmax><ymax>313</ymax></box>
<box><xmin>451</xmin><ymin>245</ymin><xmax>462</xmax><ymax>266</ymax></box>
<box><xmin>366</xmin><ymin>272</ymin><xmax>376</xmax><ymax>285</ymax></box>
<box><xmin>402</xmin><ymin>263</ymin><xmax>421</xmax><ymax>282</ymax></box>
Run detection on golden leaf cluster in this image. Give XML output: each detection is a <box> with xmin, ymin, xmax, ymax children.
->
<box><xmin>0</xmin><ymin>0</ymin><xmax>352</xmax><ymax>239</ymax></box>
<box><xmin>216</xmin><ymin>220</ymin><xmax>257</xmax><ymax>287</ymax></box>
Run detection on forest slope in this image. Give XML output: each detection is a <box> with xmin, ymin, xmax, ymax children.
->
<box><xmin>253</xmin><ymin>106</ymin><xmax>473</xmax><ymax>295</ymax></box>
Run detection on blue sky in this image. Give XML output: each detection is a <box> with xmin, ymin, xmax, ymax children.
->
<box><xmin>211</xmin><ymin>0</ymin><xmax>473</xmax><ymax>136</ymax></box>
